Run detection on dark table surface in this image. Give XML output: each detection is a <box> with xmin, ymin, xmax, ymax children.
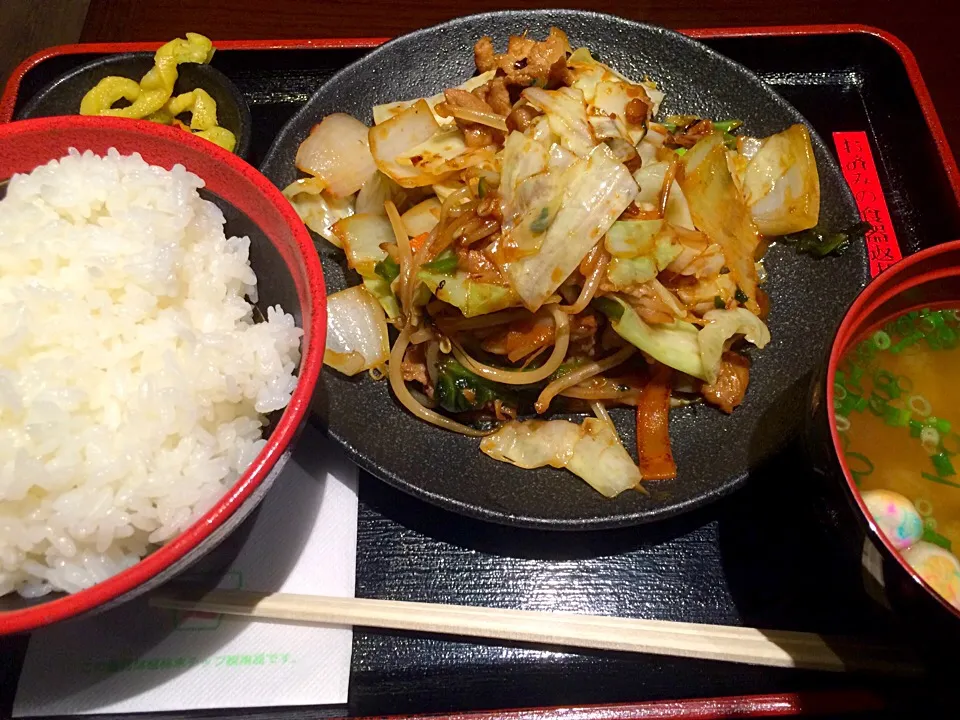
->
<box><xmin>80</xmin><ymin>0</ymin><xmax>959</xmax><ymax>155</ymax></box>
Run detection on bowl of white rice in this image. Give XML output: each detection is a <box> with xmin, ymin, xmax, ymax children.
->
<box><xmin>0</xmin><ymin>116</ymin><xmax>326</xmax><ymax>634</ymax></box>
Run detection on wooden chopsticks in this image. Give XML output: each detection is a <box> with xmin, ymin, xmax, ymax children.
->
<box><xmin>150</xmin><ymin>588</ymin><xmax>921</xmax><ymax>675</ymax></box>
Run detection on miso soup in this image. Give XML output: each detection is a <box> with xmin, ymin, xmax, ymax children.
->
<box><xmin>835</xmin><ymin>307</ymin><xmax>960</xmax><ymax>610</ymax></box>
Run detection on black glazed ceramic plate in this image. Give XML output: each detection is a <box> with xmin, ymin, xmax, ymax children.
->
<box><xmin>261</xmin><ymin>10</ymin><xmax>867</xmax><ymax>529</ymax></box>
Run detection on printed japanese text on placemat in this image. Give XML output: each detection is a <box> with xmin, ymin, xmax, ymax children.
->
<box><xmin>833</xmin><ymin>131</ymin><xmax>902</xmax><ymax>277</ymax></box>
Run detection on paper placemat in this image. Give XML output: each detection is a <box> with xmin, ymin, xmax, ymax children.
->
<box><xmin>14</xmin><ymin>425</ymin><xmax>358</xmax><ymax>715</ymax></box>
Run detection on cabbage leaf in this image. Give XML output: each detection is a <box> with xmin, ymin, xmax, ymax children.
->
<box><xmin>372</xmin><ymin>71</ymin><xmax>497</xmax><ymax>126</ymax></box>
<box><xmin>594</xmin><ymin>296</ymin><xmax>706</xmax><ymax>379</ymax></box>
<box><xmin>324</xmin><ymin>286</ymin><xmax>389</xmax><ymax>376</ymax></box>
<box><xmin>697</xmin><ymin>308</ymin><xmax>770</xmax><ymax>384</ymax></box>
<box><xmin>504</xmin><ymin>143</ymin><xmax>637</xmax><ymax>311</ymax></box>
<box><xmin>480</xmin><ymin>418</ymin><xmax>642</xmax><ymax>497</ymax></box>
<box><xmin>603</xmin><ymin>221</ymin><xmax>683</xmax><ymax>291</ymax></box>
<box><xmin>633</xmin><ymin>161</ymin><xmax>695</xmax><ymax>230</ymax></box>
<box><xmin>282</xmin><ymin>177</ymin><xmax>354</xmax><ymax>247</ymax></box>
<box><xmin>418</xmin><ymin>270</ymin><xmax>519</xmax><ymax>317</ymax></box>
<box><xmin>522</xmin><ymin>87</ymin><xmax>596</xmax><ymax>158</ymax></box>
<box><xmin>735</xmin><ymin>124</ymin><xmax>821</xmax><ymax>236</ymax></box>
<box><xmin>332</xmin><ymin>214</ymin><xmax>400</xmax><ymax>317</ymax></box>
<box><xmin>679</xmin><ymin>132</ymin><xmax>762</xmax><ymax>314</ymax></box>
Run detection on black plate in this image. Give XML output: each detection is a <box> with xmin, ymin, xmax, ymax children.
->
<box><xmin>260</xmin><ymin>10</ymin><xmax>866</xmax><ymax>529</ymax></box>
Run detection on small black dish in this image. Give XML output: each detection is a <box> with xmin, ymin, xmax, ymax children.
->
<box><xmin>16</xmin><ymin>52</ymin><xmax>252</xmax><ymax>160</ymax></box>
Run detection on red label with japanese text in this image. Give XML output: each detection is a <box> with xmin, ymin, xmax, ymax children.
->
<box><xmin>833</xmin><ymin>131</ymin><xmax>902</xmax><ymax>277</ymax></box>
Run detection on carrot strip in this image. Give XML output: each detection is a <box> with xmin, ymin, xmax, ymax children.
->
<box><xmin>636</xmin><ymin>363</ymin><xmax>677</xmax><ymax>480</ymax></box>
<box><xmin>481</xmin><ymin>317</ymin><xmax>555</xmax><ymax>363</ymax></box>
<box><xmin>409</xmin><ymin>232</ymin><xmax>430</xmax><ymax>255</ymax></box>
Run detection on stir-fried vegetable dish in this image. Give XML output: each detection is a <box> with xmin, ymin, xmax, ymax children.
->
<box><xmin>285</xmin><ymin>28</ymin><xmax>824</xmax><ymax>498</ymax></box>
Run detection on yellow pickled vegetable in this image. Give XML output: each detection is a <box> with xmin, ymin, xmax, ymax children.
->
<box><xmin>167</xmin><ymin>89</ymin><xmax>218</xmax><ymax>130</ymax></box>
<box><xmin>79</xmin><ymin>77</ymin><xmax>141</xmax><ymax>116</ymax></box>
<box><xmin>194</xmin><ymin>127</ymin><xmax>236</xmax><ymax>153</ymax></box>
<box><xmin>79</xmin><ymin>33</ymin><xmax>237</xmax><ymax>152</ymax></box>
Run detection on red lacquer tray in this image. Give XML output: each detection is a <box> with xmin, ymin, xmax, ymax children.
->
<box><xmin>1</xmin><ymin>25</ymin><xmax>958</xmax><ymax>720</ymax></box>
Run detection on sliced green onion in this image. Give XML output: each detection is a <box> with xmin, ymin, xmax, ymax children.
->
<box><xmin>874</xmin><ymin>370</ymin><xmax>901</xmax><ymax>399</ymax></box>
<box><xmin>845</xmin><ymin>452</ymin><xmax>874</xmax><ymax>484</ymax></box>
<box><xmin>712</xmin><ymin>119</ymin><xmax>743</xmax><ymax>133</ymax></box>
<box><xmin>908</xmin><ymin>394</ymin><xmax>932</xmax><ymax>418</ymax></box>
<box><xmin>872</xmin><ymin>330</ymin><xmax>891</xmax><ymax>350</ymax></box>
<box><xmin>421</xmin><ymin>248</ymin><xmax>459</xmax><ymax>275</ymax></box>
<box><xmin>849</xmin><ymin>364</ymin><xmax>865</xmax><ymax>389</ymax></box>
<box><xmin>932</xmin><ymin>452</ymin><xmax>956</xmax><ymax>477</ymax></box>
<box><xmin>936</xmin><ymin>417</ymin><xmax>952</xmax><ymax>434</ymax></box>
<box><xmin>835</xmin><ymin>391</ymin><xmax>866</xmax><ymax>416</ymax></box>
<box><xmin>891</xmin><ymin>331</ymin><xmax>923</xmax><ymax>353</ymax></box>
<box><xmin>921</xmin><ymin>472</ymin><xmax>960</xmax><ymax>489</ymax></box>
<box><xmin>909</xmin><ymin>419</ymin><xmax>924</xmax><ymax>438</ymax></box>
<box><xmin>919</xmin><ymin>315</ymin><xmax>938</xmax><ymax>334</ymax></box>
<box><xmin>915</xmin><ymin>497</ymin><xmax>934</xmax><ymax>517</ymax></box>
<box><xmin>938</xmin><ymin>326</ymin><xmax>958</xmax><ymax>349</ymax></box>
<box><xmin>921</xmin><ymin>426</ymin><xmax>941</xmax><ymax>454</ymax></box>
<box><xmin>922</xmin><ymin>526</ymin><xmax>952</xmax><ymax>551</ymax></box>
<box><xmin>883</xmin><ymin>406</ymin><xmax>911</xmax><ymax>427</ymax></box>
<box><xmin>675</xmin><ymin>147</ymin><xmax>688</xmax><ymax>157</ymax></box>
<box><xmin>897</xmin><ymin>375</ymin><xmax>914</xmax><ymax>392</ymax></box>
<box><xmin>924</xmin><ymin>516</ymin><xmax>938</xmax><ymax>531</ymax></box>
<box><xmin>375</xmin><ymin>256</ymin><xmax>401</xmax><ymax>284</ymax></box>
<box><xmin>530</xmin><ymin>207</ymin><xmax>550</xmax><ymax>234</ymax></box>
<box><xmin>896</xmin><ymin>315</ymin><xmax>914</xmax><ymax>336</ymax></box>
<box><xmin>782</xmin><ymin>221</ymin><xmax>871</xmax><ymax>258</ymax></box>
<box><xmin>835</xmin><ymin>415</ymin><xmax>851</xmax><ymax>433</ymax></box>
<box><xmin>834</xmin><ymin>383</ymin><xmax>848</xmax><ymax>401</ymax></box>
<box><xmin>942</xmin><ymin>433</ymin><xmax>960</xmax><ymax>455</ymax></box>
<box><xmin>868</xmin><ymin>393</ymin><xmax>888</xmax><ymax>416</ymax></box>
<box><xmin>925</xmin><ymin>333</ymin><xmax>943</xmax><ymax>351</ymax></box>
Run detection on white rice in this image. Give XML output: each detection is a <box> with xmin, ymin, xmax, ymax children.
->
<box><xmin>0</xmin><ymin>149</ymin><xmax>303</xmax><ymax>598</ymax></box>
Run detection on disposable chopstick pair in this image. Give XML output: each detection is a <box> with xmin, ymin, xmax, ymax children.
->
<box><xmin>150</xmin><ymin>588</ymin><xmax>920</xmax><ymax>675</ymax></box>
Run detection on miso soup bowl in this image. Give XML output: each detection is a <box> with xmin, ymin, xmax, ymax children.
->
<box><xmin>807</xmin><ymin>239</ymin><xmax>960</xmax><ymax>646</ymax></box>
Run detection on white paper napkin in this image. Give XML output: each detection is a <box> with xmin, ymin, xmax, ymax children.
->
<box><xmin>13</xmin><ymin>424</ymin><xmax>359</xmax><ymax>716</ymax></box>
